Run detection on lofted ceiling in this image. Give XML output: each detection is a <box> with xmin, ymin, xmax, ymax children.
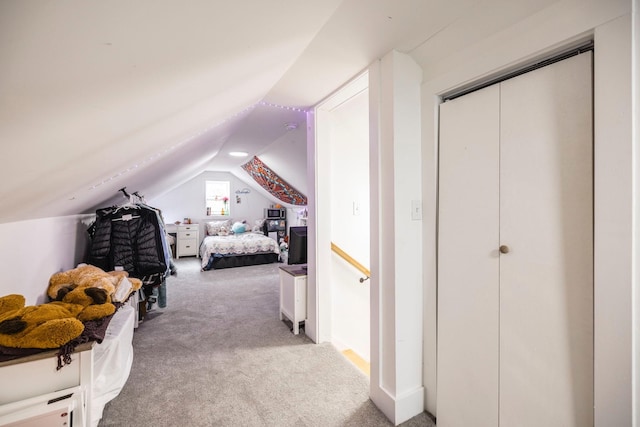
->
<box><xmin>0</xmin><ymin>0</ymin><xmax>556</xmax><ymax>224</ymax></box>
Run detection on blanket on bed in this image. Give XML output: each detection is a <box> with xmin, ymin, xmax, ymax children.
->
<box><xmin>200</xmin><ymin>232</ymin><xmax>279</xmax><ymax>269</ymax></box>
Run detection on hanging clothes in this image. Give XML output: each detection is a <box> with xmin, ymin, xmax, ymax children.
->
<box><xmin>87</xmin><ymin>202</ymin><xmax>171</xmax><ymax>289</ymax></box>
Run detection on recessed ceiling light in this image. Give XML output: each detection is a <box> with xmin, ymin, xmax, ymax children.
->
<box><xmin>229</xmin><ymin>151</ymin><xmax>249</xmax><ymax>157</ymax></box>
<box><xmin>284</xmin><ymin>122</ymin><xmax>298</xmax><ymax>131</ymax></box>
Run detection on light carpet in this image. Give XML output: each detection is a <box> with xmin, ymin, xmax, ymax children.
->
<box><xmin>99</xmin><ymin>259</ymin><xmax>434</xmax><ymax>427</ymax></box>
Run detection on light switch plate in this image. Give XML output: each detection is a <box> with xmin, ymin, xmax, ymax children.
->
<box><xmin>411</xmin><ymin>200</ymin><xmax>422</xmax><ymax>220</ymax></box>
<box><xmin>353</xmin><ymin>201</ymin><xmax>360</xmax><ymax>216</ymax></box>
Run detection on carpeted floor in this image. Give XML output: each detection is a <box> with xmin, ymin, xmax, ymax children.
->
<box><xmin>99</xmin><ymin>259</ymin><xmax>434</xmax><ymax>427</ymax></box>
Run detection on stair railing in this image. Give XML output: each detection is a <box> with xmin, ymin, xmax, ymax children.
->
<box><xmin>330</xmin><ymin>242</ymin><xmax>370</xmax><ymax>283</ymax></box>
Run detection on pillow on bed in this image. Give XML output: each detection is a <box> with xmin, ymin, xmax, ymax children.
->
<box><xmin>232</xmin><ymin>222</ymin><xmax>247</xmax><ymax>234</ymax></box>
<box><xmin>206</xmin><ymin>220</ymin><xmax>232</xmax><ymax>236</ymax></box>
<box><xmin>251</xmin><ymin>219</ymin><xmax>265</xmax><ymax>233</ymax></box>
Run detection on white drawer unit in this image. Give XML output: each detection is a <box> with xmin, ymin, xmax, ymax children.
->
<box><xmin>279</xmin><ymin>265</ymin><xmax>307</xmax><ymax>335</ymax></box>
<box><xmin>0</xmin><ymin>343</ymin><xmax>93</xmax><ymax>427</ymax></box>
<box><xmin>176</xmin><ymin>224</ymin><xmax>199</xmax><ymax>258</ymax></box>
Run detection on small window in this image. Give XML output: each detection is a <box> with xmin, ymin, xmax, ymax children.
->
<box><xmin>205</xmin><ymin>181</ymin><xmax>230</xmax><ymax>216</ymax></box>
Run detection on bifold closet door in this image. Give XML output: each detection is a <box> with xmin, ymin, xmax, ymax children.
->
<box><xmin>499</xmin><ymin>52</ymin><xmax>593</xmax><ymax>427</ymax></box>
<box><xmin>437</xmin><ymin>51</ymin><xmax>593</xmax><ymax>427</ymax></box>
<box><xmin>437</xmin><ymin>85</ymin><xmax>501</xmax><ymax>427</ymax></box>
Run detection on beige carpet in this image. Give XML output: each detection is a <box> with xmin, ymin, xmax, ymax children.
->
<box><xmin>99</xmin><ymin>259</ymin><xmax>434</xmax><ymax>427</ymax></box>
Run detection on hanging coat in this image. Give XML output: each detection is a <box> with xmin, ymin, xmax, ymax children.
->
<box><xmin>87</xmin><ymin>206</ymin><xmax>169</xmax><ymax>281</ymax></box>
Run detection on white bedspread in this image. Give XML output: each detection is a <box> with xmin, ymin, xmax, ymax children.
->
<box><xmin>200</xmin><ymin>232</ymin><xmax>279</xmax><ymax>269</ymax></box>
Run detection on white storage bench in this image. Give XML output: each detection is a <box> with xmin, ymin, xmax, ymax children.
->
<box><xmin>0</xmin><ymin>304</ymin><xmax>135</xmax><ymax>426</ymax></box>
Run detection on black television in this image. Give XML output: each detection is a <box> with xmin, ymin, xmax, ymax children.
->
<box><xmin>287</xmin><ymin>226</ymin><xmax>307</xmax><ymax>265</ymax></box>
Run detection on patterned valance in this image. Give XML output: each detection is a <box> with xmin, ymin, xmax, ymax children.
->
<box><xmin>241</xmin><ymin>156</ymin><xmax>307</xmax><ymax>205</ymax></box>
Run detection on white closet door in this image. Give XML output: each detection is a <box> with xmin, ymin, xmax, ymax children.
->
<box><xmin>499</xmin><ymin>52</ymin><xmax>593</xmax><ymax>426</ymax></box>
<box><xmin>437</xmin><ymin>85</ymin><xmax>500</xmax><ymax>427</ymax></box>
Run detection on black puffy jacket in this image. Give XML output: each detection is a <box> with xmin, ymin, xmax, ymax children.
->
<box><xmin>87</xmin><ymin>206</ymin><xmax>169</xmax><ymax>279</ymax></box>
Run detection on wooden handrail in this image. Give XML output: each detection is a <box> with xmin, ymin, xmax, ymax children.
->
<box><xmin>331</xmin><ymin>242</ymin><xmax>370</xmax><ymax>282</ymax></box>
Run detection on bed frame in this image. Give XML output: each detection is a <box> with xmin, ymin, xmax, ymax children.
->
<box><xmin>203</xmin><ymin>252</ymin><xmax>279</xmax><ymax>270</ymax></box>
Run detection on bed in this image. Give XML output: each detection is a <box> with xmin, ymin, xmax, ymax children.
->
<box><xmin>200</xmin><ymin>220</ymin><xmax>280</xmax><ymax>270</ymax></box>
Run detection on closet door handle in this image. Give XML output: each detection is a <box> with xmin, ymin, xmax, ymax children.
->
<box><xmin>499</xmin><ymin>245</ymin><xmax>510</xmax><ymax>254</ymax></box>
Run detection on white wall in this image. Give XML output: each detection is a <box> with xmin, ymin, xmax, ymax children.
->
<box><xmin>328</xmin><ymin>87</ymin><xmax>370</xmax><ymax>361</ymax></box>
<box><xmin>329</xmin><ymin>89</ymin><xmax>370</xmax><ymax>268</ymax></box>
<box><xmin>258</xmin><ymin>123</ymin><xmax>309</xmax><ymax>199</ymax></box>
<box><xmin>149</xmin><ymin>171</ymin><xmax>273</xmax><ymax>238</ymax></box>
<box><xmin>286</xmin><ymin>207</ymin><xmax>308</xmax><ymax>228</ymax></box>
<box><xmin>369</xmin><ymin>50</ymin><xmax>423</xmax><ymax>425</ymax></box>
<box><xmin>418</xmin><ymin>0</ymin><xmax>634</xmax><ymax>424</ymax></box>
<box><xmin>594</xmin><ymin>15</ymin><xmax>634</xmax><ymax>426</ymax></box>
<box><xmin>0</xmin><ymin>215</ymin><xmax>93</xmax><ymax>304</ymax></box>
<box><xmin>633</xmin><ymin>2</ymin><xmax>639</xmax><ymax>425</ymax></box>
<box><xmin>305</xmin><ymin>109</ymin><xmax>320</xmax><ymax>343</ymax></box>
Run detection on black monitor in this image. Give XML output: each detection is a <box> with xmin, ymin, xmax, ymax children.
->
<box><xmin>288</xmin><ymin>226</ymin><xmax>307</xmax><ymax>265</ymax></box>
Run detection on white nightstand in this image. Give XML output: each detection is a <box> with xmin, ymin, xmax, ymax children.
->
<box><xmin>279</xmin><ymin>265</ymin><xmax>307</xmax><ymax>335</ymax></box>
<box><xmin>176</xmin><ymin>224</ymin><xmax>199</xmax><ymax>258</ymax></box>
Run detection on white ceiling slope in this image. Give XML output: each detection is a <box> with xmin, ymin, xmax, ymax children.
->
<box><xmin>0</xmin><ymin>0</ymin><xmax>553</xmax><ymax>223</ymax></box>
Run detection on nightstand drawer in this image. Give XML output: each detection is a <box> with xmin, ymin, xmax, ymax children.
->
<box><xmin>179</xmin><ymin>224</ymin><xmax>198</xmax><ymax>232</ymax></box>
<box><xmin>177</xmin><ymin>239</ymin><xmax>197</xmax><ymax>256</ymax></box>
<box><xmin>178</xmin><ymin>230</ymin><xmax>197</xmax><ymax>239</ymax></box>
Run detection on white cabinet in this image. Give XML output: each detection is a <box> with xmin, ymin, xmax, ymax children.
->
<box><xmin>0</xmin><ymin>344</ymin><xmax>93</xmax><ymax>427</ymax></box>
<box><xmin>438</xmin><ymin>53</ymin><xmax>593</xmax><ymax>427</ymax></box>
<box><xmin>176</xmin><ymin>224</ymin><xmax>199</xmax><ymax>258</ymax></box>
<box><xmin>0</xmin><ymin>304</ymin><xmax>136</xmax><ymax>426</ymax></box>
<box><xmin>279</xmin><ymin>265</ymin><xmax>307</xmax><ymax>335</ymax></box>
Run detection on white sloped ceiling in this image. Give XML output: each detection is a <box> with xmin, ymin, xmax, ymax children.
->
<box><xmin>0</xmin><ymin>0</ymin><xmax>553</xmax><ymax>223</ymax></box>
<box><xmin>0</xmin><ymin>0</ymin><xmax>342</xmax><ymax>222</ymax></box>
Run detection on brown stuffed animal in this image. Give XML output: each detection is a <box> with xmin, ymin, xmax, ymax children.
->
<box><xmin>0</xmin><ymin>294</ymin><xmax>86</xmax><ymax>349</ymax></box>
<box><xmin>58</xmin><ymin>286</ymin><xmax>116</xmax><ymax>322</ymax></box>
<box><xmin>48</xmin><ymin>264</ymin><xmax>141</xmax><ymax>303</ymax></box>
<box><xmin>48</xmin><ymin>264</ymin><xmax>116</xmax><ymax>301</ymax></box>
<box><xmin>0</xmin><ymin>286</ymin><xmax>118</xmax><ymax>349</ymax></box>
<box><xmin>0</xmin><ymin>263</ymin><xmax>143</xmax><ymax>349</ymax></box>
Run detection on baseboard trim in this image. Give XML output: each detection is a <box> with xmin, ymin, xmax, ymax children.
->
<box><xmin>395</xmin><ymin>386</ymin><xmax>425</xmax><ymax>424</ymax></box>
<box><xmin>370</xmin><ymin>384</ymin><xmax>425</xmax><ymax>425</ymax></box>
<box><xmin>370</xmin><ymin>384</ymin><xmax>395</xmax><ymax>423</ymax></box>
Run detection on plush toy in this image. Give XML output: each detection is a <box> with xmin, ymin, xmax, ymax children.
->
<box><xmin>48</xmin><ymin>264</ymin><xmax>116</xmax><ymax>301</ymax></box>
<box><xmin>0</xmin><ymin>291</ymin><xmax>114</xmax><ymax>349</ymax></box>
<box><xmin>0</xmin><ymin>264</ymin><xmax>142</xmax><ymax>349</ymax></box>
<box><xmin>279</xmin><ymin>237</ymin><xmax>288</xmax><ymax>253</ymax></box>
<box><xmin>231</xmin><ymin>221</ymin><xmax>247</xmax><ymax>234</ymax></box>
<box><xmin>59</xmin><ymin>286</ymin><xmax>116</xmax><ymax>322</ymax></box>
<box><xmin>0</xmin><ymin>294</ymin><xmax>25</xmax><ymax>315</ymax></box>
<box><xmin>48</xmin><ymin>264</ymin><xmax>141</xmax><ymax>303</ymax></box>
